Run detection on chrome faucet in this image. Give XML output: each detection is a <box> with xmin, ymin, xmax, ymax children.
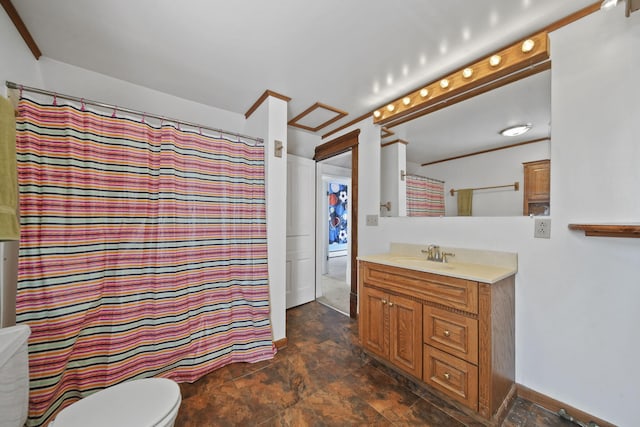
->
<box><xmin>421</xmin><ymin>244</ymin><xmax>455</xmax><ymax>263</ymax></box>
<box><xmin>422</xmin><ymin>244</ymin><xmax>441</xmax><ymax>262</ymax></box>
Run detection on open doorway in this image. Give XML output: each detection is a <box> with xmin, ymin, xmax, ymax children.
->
<box><xmin>316</xmin><ymin>153</ymin><xmax>351</xmax><ymax>315</ymax></box>
<box><xmin>313</xmin><ymin>129</ymin><xmax>359</xmax><ymax>319</ymax></box>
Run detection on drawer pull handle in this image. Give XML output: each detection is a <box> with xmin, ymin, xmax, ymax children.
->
<box><xmin>443</xmin><ymin>372</ymin><xmax>451</xmax><ymax>380</ymax></box>
<box><xmin>388</xmin><ymin>302</ymin><xmax>394</xmax><ymax>307</ymax></box>
<box><xmin>443</xmin><ymin>330</ymin><xmax>451</xmax><ymax>337</ymax></box>
<box><xmin>382</xmin><ymin>299</ymin><xmax>387</xmax><ymax>305</ymax></box>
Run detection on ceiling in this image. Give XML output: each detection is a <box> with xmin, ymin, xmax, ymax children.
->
<box><xmin>12</xmin><ymin>0</ymin><xmax>595</xmax><ymax>161</ymax></box>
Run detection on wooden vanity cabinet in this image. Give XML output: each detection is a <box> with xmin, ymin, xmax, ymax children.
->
<box><xmin>523</xmin><ymin>159</ymin><xmax>550</xmax><ymax>216</ymax></box>
<box><xmin>359</xmin><ymin>261</ymin><xmax>515</xmax><ymax>423</ymax></box>
<box><xmin>360</xmin><ymin>285</ymin><xmax>423</xmax><ymax>379</ymax></box>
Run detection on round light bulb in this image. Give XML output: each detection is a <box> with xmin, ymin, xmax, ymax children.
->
<box><xmin>489</xmin><ymin>55</ymin><xmax>502</xmax><ymax>67</ymax></box>
<box><xmin>402</xmin><ymin>97</ymin><xmax>411</xmax><ymax>106</ymax></box>
<box><xmin>440</xmin><ymin>78</ymin><xmax>450</xmax><ymax>89</ymax></box>
<box><xmin>462</xmin><ymin>68</ymin><xmax>473</xmax><ymax>79</ymax></box>
<box><xmin>420</xmin><ymin>88</ymin><xmax>429</xmax><ymax>98</ymax></box>
<box><xmin>373</xmin><ymin>110</ymin><xmax>381</xmax><ymax>118</ymax></box>
<box><xmin>387</xmin><ymin>104</ymin><xmax>395</xmax><ymax>112</ymax></box>
<box><xmin>521</xmin><ymin>39</ymin><xmax>535</xmax><ymax>53</ymax></box>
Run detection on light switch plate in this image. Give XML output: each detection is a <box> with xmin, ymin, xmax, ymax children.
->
<box><xmin>366</xmin><ymin>214</ymin><xmax>379</xmax><ymax>226</ymax></box>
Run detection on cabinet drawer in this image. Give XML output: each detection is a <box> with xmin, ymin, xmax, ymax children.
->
<box><xmin>423</xmin><ymin>345</ymin><xmax>478</xmax><ymax>411</ymax></box>
<box><xmin>424</xmin><ymin>305</ymin><xmax>478</xmax><ymax>365</ymax></box>
<box><xmin>361</xmin><ymin>262</ymin><xmax>478</xmax><ymax>313</ymax></box>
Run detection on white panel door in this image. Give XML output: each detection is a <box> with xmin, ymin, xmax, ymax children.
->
<box><xmin>286</xmin><ymin>155</ymin><xmax>316</xmax><ymax>308</ymax></box>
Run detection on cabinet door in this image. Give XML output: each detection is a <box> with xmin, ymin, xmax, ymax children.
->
<box><xmin>523</xmin><ymin>159</ymin><xmax>550</xmax><ymax>215</ymax></box>
<box><xmin>361</xmin><ymin>286</ymin><xmax>388</xmax><ymax>358</ymax></box>
<box><xmin>389</xmin><ymin>293</ymin><xmax>423</xmax><ymax>379</ymax></box>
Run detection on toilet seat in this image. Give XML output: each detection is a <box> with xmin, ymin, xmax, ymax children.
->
<box><xmin>50</xmin><ymin>378</ymin><xmax>181</xmax><ymax>427</ymax></box>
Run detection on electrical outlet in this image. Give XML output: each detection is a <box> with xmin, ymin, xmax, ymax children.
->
<box><xmin>534</xmin><ymin>218</ymin><xmax>551</xmax><ymax>239</ymax></box>
<box><xmin>366</xmin><ymin>214</ymin><xmax>379</xmax><ymax>226</ymax></box>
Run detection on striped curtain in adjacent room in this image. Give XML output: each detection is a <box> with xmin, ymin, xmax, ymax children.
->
<box><xmin>406</xmin><ymin>175</ymin><xmax>445</xmax><ymax>217</ymax></box>
<box><xmin>15</xmin><ymin>98</ymin><xmax>275</xmax><ymax>427</ymax></box>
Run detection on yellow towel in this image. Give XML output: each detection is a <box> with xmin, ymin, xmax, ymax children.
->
<box><xmin>457</xmin><ymin>189</ymin><xmax>473</xmax><ymax>216</ymax></box>
<box><xmin>0</xmin><ymin>95</ymin><xmax>19</xmax><ymax>240</ymax></box>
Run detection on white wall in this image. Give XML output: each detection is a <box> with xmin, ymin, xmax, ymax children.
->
<box><xmin>246</xmin><ymin>97</ymin><xmax>288</xmax><ymax>342</ymax></box>
<box><xmin>420</xmin><ymin>141</ymin><xmax>550</xmax><ymax>217</ymax></box>
<box><xmin>380</xmin><ymin>142</ymin><xmax>407</xmax><ymax>217</ymax></box>
<box><xmin>287</xmin><ymin>127</ymin><xmax>321</xmax><ymax>159</ymax></box>
<box><xmin>0</xmin><ymin>12</ymin><xmax>43</xmax><ymax>92</ymax></box>
<box><xmin>360</xmin><ymin>9</ymin><xmax>640</xmax><ymax>425</ymax></box>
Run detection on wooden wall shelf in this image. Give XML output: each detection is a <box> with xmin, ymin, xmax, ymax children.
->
<box><xmin>568</xmin><ymin>223</ymin><xmax>640</xmax><ymax>238</ymax></box>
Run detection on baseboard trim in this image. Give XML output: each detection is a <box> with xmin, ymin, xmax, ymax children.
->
<box><xmin>273</xmin><ymin>337</ymin><xmax>288</xmax><ymax>350</ymax></box>
<box><xmin>516</xmin><ymin>384</ymin><xmax>616</xmax><ymax>427</ymax></box>
<box><xmin>494</xmin><ymin>383</ymin><xmax>517</xmax><ymax>426</ymax></box>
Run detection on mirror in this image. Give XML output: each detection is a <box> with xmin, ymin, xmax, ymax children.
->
<box><xmin>380</xmin><ymin>69</ymin><xmax>551</xmax><ymax>217</ymax></box>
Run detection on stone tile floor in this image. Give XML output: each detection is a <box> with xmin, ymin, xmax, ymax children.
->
<box><xmin>176</xmin><ymin>301</ymin><xmax>574</xmax><ymax>426</ymax></box>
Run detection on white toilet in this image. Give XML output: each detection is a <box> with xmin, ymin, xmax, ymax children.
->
<box><xmin>0</xmin><ymin>324</ymin><xmax>182</xmax><ymax>427</ymax></box>
<box><xmin>0</xmin><ymin>324</ymin><xmax>31</xmax><ymax>427</ymax></box>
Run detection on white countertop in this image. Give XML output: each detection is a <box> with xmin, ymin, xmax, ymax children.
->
<box><xmin>358</xmin><ymin>243</ymin><xmax>518</xmax><ymax>284</ymax></box>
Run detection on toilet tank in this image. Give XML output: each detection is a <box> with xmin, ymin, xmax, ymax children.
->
<box><xmin>0</xmin><ymin>324</ymin><xmax>31</xmax><ymax>427</ymax></box>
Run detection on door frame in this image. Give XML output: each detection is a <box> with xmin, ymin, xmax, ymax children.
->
<box><xmin>314</xmin><ymin>129</ymin><xmax>359</xmax><ymax>319</ymax></box>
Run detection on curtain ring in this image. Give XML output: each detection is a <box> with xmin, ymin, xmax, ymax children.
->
<box><xmin>19</xmin><ymin>85</ymin><xmax>23</xmax><ymax>98</ymax></box>
<box><xmin>141</xmin><ymin>113</ymin><xmax>146</xmax><ymax>123</ymax></box>
<box><xmin>53</xmin><ymin>93</ymin><xmax>58</xmax><ymax>106</ymax></box>
<box><xmin>80</xmin><ymin>98</ymin><xmax>86</xmax><ymax>111</ymax></box>
<box><xmin>198</xmin><ymin>127</ymin><xmax>202</xmax><ymax>135</ymax></box>
<box><xmin>112</xmin><ymin>106</ymin><xmax>118</xmax><ymax>118</ymax></box>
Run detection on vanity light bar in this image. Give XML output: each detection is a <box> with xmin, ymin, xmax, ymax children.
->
<box><xmin>372</xmin><ymin>31</ymin><xmax>549</xmax><ymax>125</ymax></box>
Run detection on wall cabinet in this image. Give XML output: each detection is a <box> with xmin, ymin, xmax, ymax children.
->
<box><xmin>359</xmin><ymin>261</ymin><xmax>515</xmax><ymax>422</ymax></box>
<box><xmin>523</xmin><ymin>159</ymin><xmax>550</xmax><ymax>216</ymax></box>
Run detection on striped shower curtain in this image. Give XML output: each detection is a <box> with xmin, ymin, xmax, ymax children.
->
<box><xmin>15</xmin><ymin>98</ymin><xmax>275</xmax><ymax>426</ymax></box>
<box><xmin>406</xmin><ymin>175</ymin><xmax>445</xmax><ymax>216</ymax></box>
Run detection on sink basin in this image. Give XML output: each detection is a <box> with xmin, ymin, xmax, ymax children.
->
<box><xmin>388</xmin><ymin>256</ymin><xmax>454</xmax><ymax>270</ymax></box>
<box><xmin>388</xmin><ymin>256</ymin><xmax>423</xmax><ymax>262</ymax></box>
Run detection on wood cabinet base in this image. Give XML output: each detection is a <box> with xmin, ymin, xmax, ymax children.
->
<box><xmin>364</xmin><ymin>350</ymin><xmax>517</xmax><ymax>427</ymax></box>
<box><xmin>359</xmin><ymin>261</ymin><xmax>515</xmax><ymax>424</ymax></box>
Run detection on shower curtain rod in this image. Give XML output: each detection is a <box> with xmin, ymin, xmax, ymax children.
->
<box><xmin>400</xmin><ymin>170</ymin><xmax>445</xmax><ymax>183</ymax></box>
<box><xmin>5</xmin><ymin>81</ymin><xmax>264</xmax><ymax>145</ymax></box>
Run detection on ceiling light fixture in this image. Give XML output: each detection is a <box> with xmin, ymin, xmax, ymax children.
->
<box><xmin>521</xmin><ymin>39</ymin><xmax>535</xmax><ymax>53</ymax></box>
<box><xmin>371</xmin><ymin>31</ymin><xmax>549</xmax><ymax>125</ymax></box>
<box><xmin>601</xmin><ymin>0</ymin><xmax>621</xmax><ymax>10</ymax></box>
<box><xmin>499</xmin><ymin>123</ymin><xmax>532</xmax><ymax>137</ymax></box>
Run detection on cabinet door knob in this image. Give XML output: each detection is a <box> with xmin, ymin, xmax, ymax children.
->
<box><xmin>443</xmin><ymin>330</ymin><xmax>451</xmax><ymax>337</ymax></box>
<box><xmin>443</xmin><ymin>372</ymin><xmax>451</xmax><ymax>380</ymax></box>
<box><xmin>388</xmin><ymin>302</ymin><xmax>394</xmax><ymax>307</ymax></box>
<box><xmin>382</xmin><ymin>299</ymin><xmax>387</xmax><ymax>305</ymax></box>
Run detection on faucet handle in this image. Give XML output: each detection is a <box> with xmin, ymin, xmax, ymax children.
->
<box><xmin>442</xmin><ymin>252</ymin><xmax>455</xmax><ymax>263</ymax></box>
